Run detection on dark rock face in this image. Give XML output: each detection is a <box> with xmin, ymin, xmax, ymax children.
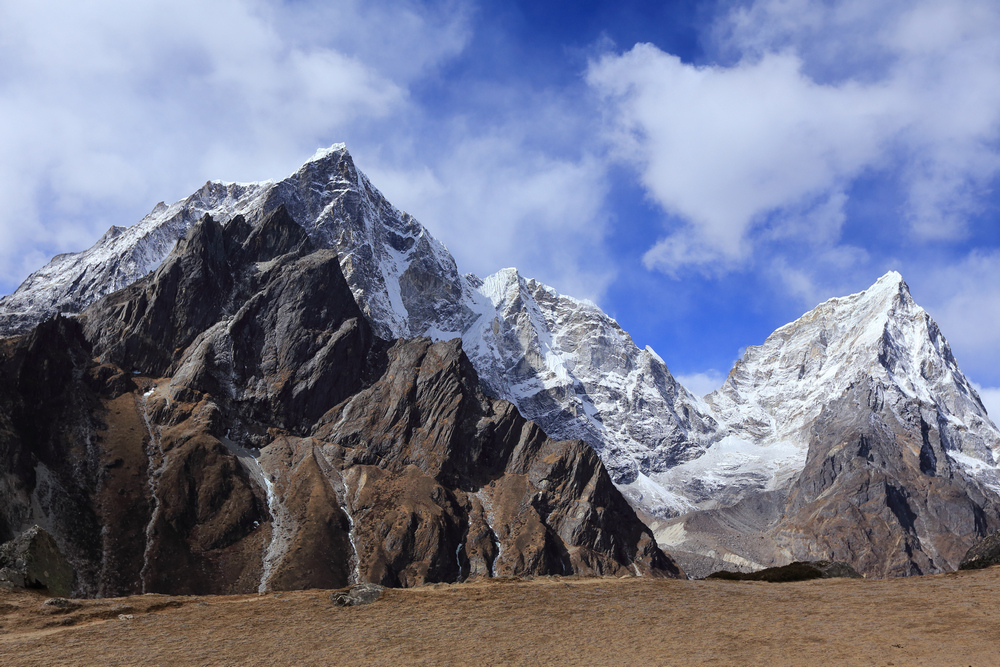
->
<box><xmin>309</xmin><ymin>337</ymin><xmax>676</xmax><ymax>585</ymax></box>
<box><xmin>0</xmin><ymin>207</ymin><xmax>680</xmax><ymax>596</ymax></box>
<box><xmin>0</xmin><ymin>526</ymin><xmax>75</xmax><ymax>596</ymax></box>
<box><xmin>959</xmin><ymin>531</ymin><xmax>1000</xmax><ymax>570</ymax></box>
<box><xmin>705</xmin><ymin>560</ymin><xmax>862</xmax><ymax>582</ymax></box>
<box><xmin>0</xmin><ymin>316</ymin><xmax>112</xmax><ymax>596</ymax></box>
<box><xmin>772</xmin><ymin>381</ymin><xmax>1000</xmax><ymax>578</ymax></box>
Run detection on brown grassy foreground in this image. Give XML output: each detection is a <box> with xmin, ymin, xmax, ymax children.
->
<box><xmin>2</xmin><ymin>567</ymin><xmax>999</xmax><ymax>666</ymax></box>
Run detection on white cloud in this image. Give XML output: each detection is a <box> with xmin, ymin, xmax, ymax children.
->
<box><xmin>676</xmin><ymin>370</ymin><xmax>727</xmax><ymax>398</ymax></box>
<box><xmin>976</xmin><ymin>387</ymin><xmax>1000</xmax><ymax>425</ymax></box>
<box><xmin>768</xmin><ymin>244</ymin><xmax>873</xmax><ymax>305</ymax></box>
<box><xmin>0</xmin><ymin>0</ymin><xmax>469</xmax><ymax>289</ymax></box>
<box><xmin>587</xmin><ymin>0</ymin><xmax>1000</xmax><ymax>275</ymax></box>
<box><xmin>363</xmin><ymin>131</ymin><xmax>613</xmax><ymax>300</ymax></box>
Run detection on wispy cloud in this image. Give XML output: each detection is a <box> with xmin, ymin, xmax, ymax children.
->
<box><xmin>972</xmin><ymin>383</ymin><xmax>1000</xmax><ymax>425</ymax></box>
<box><xmin>364</xmin><ymin>127</ymin><xmax>613</xmax><ymax>300</ymax></box>
<box><xmin>916</xmin><ymin>250</ymin><xmax>1000</xmax><ymax>386</ymax></box>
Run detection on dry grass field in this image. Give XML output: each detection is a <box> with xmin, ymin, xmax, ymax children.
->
<box><xmin>2</xmin><ymin>567</ymin><xmax>998</xmax><ymax>666</ymax></box>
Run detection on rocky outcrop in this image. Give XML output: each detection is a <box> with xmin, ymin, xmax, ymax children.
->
<box><xmin>705</xmin><ymin>560</ymin><xmax>861</xmax><ymax>582</ymax></box>
<box><xmin>0</xmin><ymin>206</ymin><xmax>680</xmax><ymax>597</ymax></box>
<box><xmin>332</xmin><ymin>583</ymin><xmax>385</xmax><ymax>606</ymax></box>
<box><xmin>0</xmin><ymin>526</ymin><xmax>75</xmax><ymax>596</ymax></box>
<box><xmin>959</xmin><ymin>531</ymin><xmax>1000</xmax><ymax>570</ymax></box>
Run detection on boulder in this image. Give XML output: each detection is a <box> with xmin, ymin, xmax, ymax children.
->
<box><xmin>958</xmin><ymin>531</ymin><xmax>1000</xmax><ymax>570</ymax></box>
<box><xmin>332</xmin><ymin>583</ymin><xmax>385</xmax><ymax>606</ymax></box>
<box><xmin>0</xmin><ymin>526</ymin><xmax>75</xmax><ymax>596</ymax></box>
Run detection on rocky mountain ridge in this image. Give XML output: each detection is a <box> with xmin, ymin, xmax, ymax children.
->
<box><xmin>651</xmin><ymin>273</ymin><xmax>1000</xmax><ymax>577</ymax></box>
<box><xmin>2</xmin><ymin>144</ymin><xmax>999</xmax><ymax>579</ymax></box>
<box><xmin>0</xmin><ymin>144</ymin><xmax>720</xmax><ymax>520</ymax></box>
<box><xmin>0</xmin><ymin>207</ymin><xmax>678</xmax><ymax>597</ymax></box>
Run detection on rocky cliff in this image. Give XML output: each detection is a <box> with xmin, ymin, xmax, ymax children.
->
<box><xmin>0</xmin><ymin>206</ymin><xmax>679</xmax><ymax>597</ymax></box>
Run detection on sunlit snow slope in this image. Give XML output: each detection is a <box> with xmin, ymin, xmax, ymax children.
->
<box><xmin>703</xmin><ymin>271</ymin><xmax>1000</xmax><ymax>501</ymax></box>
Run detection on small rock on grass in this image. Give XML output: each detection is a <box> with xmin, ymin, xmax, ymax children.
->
<box><xmin>331</xmin><ymin>584</ymin><xmax>385</xmax><ymax>607</ymax></box>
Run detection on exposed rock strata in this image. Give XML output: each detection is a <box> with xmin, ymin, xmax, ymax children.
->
<box><xmin>0</xmin><ymin>207</ymin><xmax>680</xmax><ymax>596</ymax></box>
<box><xmin>769</xmin><ymin>380</ymin><xmax>1000</xmax><ymax>577</ymax></box>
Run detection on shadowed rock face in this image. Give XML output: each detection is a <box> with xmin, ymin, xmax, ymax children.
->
<box><xmin>310</xmin><ymin>337</ymin><xmax>674</xmax><ymax>585</ymax></box>
<box><xmin>660</xmin><ymin>377</ymin><xmax>1000</xmax><ymax>580</ymax></box>
<box><xmin>0</xmin><ymin>317</ymin><xmax>111</xmax><ymax>596</ymax></box>
<box><xmin>0</xmin><ymin>206</ymin><xmax>680</xmax><ymax>596</ymax></box>
<box><xmin>772</xmin><ymin>380</ymin><xmax>1000</xmax><ymax>578</ymax></box>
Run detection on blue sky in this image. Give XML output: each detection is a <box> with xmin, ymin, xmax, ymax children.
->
<box><xmin>1</xmin><ymin>0</ymin><xmax>1000</xmax><ymax>412</ymax></box>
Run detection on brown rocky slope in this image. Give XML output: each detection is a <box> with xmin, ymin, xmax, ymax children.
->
<box><xmin>0</xmin><ymin>206</ymin><xmax>679</xmax><ymax>597</ymax></box>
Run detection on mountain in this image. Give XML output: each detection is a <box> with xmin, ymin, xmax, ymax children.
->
<box><xmin>462</xmin><ymin>268</ymin><xmax>718</xmax><ymax>510</ymax></box>
<box><xmin>0</xmin><ymin>145</ymin><xmax>475</xmax><ymax>342</ymax></box>
<box><xmin>0</xmin><ymin>207</ymin><xmax>678</xmax><ymax>597</ymax></box>
<box><xmin>0</xmin><ymin>144</ymin><xmax>718</xmax><ymax>520</ymax></box>
<box><xmin>3</xmin><ymin>143</ymin><xmax>1000</xmax><ymax>579</ymax></box>
<box><xmin>651</xmin><ymin>273</ymin><xmax>1000</xmax><ymax>577</ymax></box>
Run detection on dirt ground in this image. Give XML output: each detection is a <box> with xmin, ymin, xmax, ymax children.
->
<box><xmin>1</xmin><ymin>567</ymin><xmax>998</xmax><ymax>666</ymax></box>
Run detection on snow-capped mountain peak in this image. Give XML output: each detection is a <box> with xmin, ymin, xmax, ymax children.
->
<box><xmin>696</xmin><ymin>270</ymin><xmax>999</xmax><ymax>504</ymax></box>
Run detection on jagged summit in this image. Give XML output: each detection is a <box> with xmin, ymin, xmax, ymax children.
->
<box><xmin>652</xmin><ymin>271</ymin><xmax>1000</xmax><ymax>578</ymax></box>
<box><xmin>306</xmin><ymin>142</ymin><xmax>349</xmax><ymax>165</ymax></box>
<box><xmin>644</xmin><ymin>272</ymin><xmax>948</xmax><ymax>515</ymax></box>
<box><xmin>0</xmin><ymin>144</ymin><xmax>472</xmax><ymax>341</ymax></box>
<box><xmin>708</xmin><ymin>270</ymin><xmax>993</xmax><ymax>458</ymax></box>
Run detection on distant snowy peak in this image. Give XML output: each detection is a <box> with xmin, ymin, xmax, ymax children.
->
<box><xmin>706</xmin><ymin>270</ymin><xmax>998</xmax><ymax>461</ymax></box>
<box><xmin>462</xmin><ymin>265</ymin><xmax>718</xmax><ymax>505</ymax></box>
